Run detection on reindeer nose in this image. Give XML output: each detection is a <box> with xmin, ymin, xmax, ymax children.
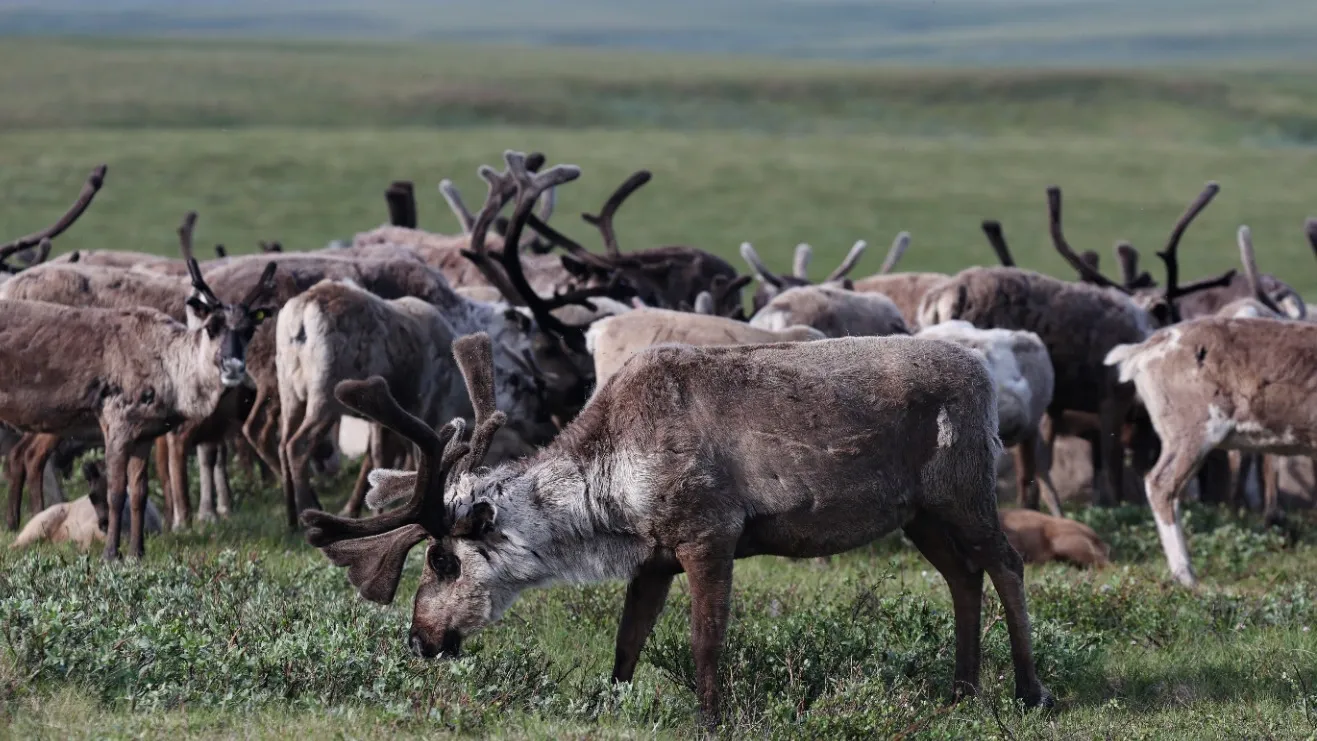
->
<box><xmin>409</xmin><ymin>632</ymin><xmax>430</xmax><ymax>658</ymax></box>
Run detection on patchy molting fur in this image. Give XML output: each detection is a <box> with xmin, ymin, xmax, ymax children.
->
<box><xmin>1104</xmin><ymin>317</ymin><xmax>1317</xmax><ymax>585</ymax></box>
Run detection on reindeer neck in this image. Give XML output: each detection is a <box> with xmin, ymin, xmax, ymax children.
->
<box><xmin>160</xmin><ymin>326</ymin><xmax>227</xmax><ymax>420</ymax></box>
<box><xmin>467</xmin><ymin>452</ymin><xmax>651</xmax><ymax>592</ymax></box>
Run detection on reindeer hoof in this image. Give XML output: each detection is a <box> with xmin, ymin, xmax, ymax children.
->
<box><xmin>1017</xmin><ymin>686</ymin><xmax>1055</xmax><ymax>710</ymax></box>
<box><xmin>197</xmin><ymin>510</ymin><xmax>217</xmax><ymax>524</ymax></box>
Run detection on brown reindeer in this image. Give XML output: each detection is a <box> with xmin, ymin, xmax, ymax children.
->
<box><xmin>923</xmin><ymin>183</ymin><xmax>1231</xmax><ymax>511</ymax></box>
<box><xmin>0</xmin><ymin>259</ymin><xmax>276</xmax><ymax>559</ymax></box>
<box><xmin>999</xmin><ymin>509</ymin><xmax>1110</xmax><ymax>568</ymax></box>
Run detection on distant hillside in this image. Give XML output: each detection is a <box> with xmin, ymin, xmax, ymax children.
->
<box><xmin>2</xmin><ymin>0</ymin><xmax>1317</xmax><ymax>65</ymax></box>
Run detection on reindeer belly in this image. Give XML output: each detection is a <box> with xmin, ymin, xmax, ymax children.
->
<box><xmin>737</xmin><ymin>498</ymin><xmax>915</xmax><ymax>559</ymax></box>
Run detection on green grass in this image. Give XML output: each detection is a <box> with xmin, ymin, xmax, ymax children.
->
<box><xmin>3</xmin><ymin>464</ymin><xmax>1317</xmax><ymax>739</ymax></box>
<box><xmin>3</xmin><ymin>36</ymin><xmax>1317</xmax><ymax>737</ymax></box>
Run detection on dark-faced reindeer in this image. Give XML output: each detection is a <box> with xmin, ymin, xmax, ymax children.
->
<box><xmin>276</xmin><ymin>153</ymin><xmax>614</xmax><ymax>524</ymax></box>
<box><xmin>922</xmin><ymin>183</ymin><xmax>1231</xmax><ymax>512</ymax></box>
<box><xmin>0</xmin><ymin>259</ymin><xmax>276</xmax><ymax>559</ymax></box>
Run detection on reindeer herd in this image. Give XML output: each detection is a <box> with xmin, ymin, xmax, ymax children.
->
<box><xmin>2</xmin><ymin>150</ymin><xmax>1315</xmax><ymax>725</ymax></box>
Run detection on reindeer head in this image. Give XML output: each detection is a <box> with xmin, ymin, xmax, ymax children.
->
<box><xmin>301</xmin><ymin>331</ymin><xmax>514</xmax><ymax>658</ymax></box>
<box><xmin>460</xmin><ymin>151</ymin><xmax>624</xmax><ymax>438</ymax></box>
<box><xmin>183</xmin><ymin>258</ymin><xmax>278</xmax><ymax>388</ymax></box>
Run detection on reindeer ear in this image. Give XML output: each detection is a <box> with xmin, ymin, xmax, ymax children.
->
<box><xmin>502</xmin><ymin>307</ymin><xmax>532</xmax><ymax>332</ymax></box>
<box><xmin>451</xmin><ymin>500</ymin><xmax>498</xmax><ymax>539</ymax></box>
<box><xmin>319</xmin><ymin>523</ymin><xmax>429</xmax><ymax>605</ymax></box>
<box><xmin>82</xmin><ymin>460</ymin><xmax>101</xmax><ymax>483</ymax></box>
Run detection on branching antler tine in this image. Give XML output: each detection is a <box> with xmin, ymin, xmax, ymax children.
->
<box><xmin>582</xmin><ymin>170</ymin><xmax>652</xmax><ymax>257</ymax></box>
<box><xmin>177</xmin><ymin>211</ymin><xmax>198</xmax><ymax>263</ymax></box>
<box><xmin>879</xmin><ymin>231</ymin><xmax>911</xmax><ymax>274</ymax></box>
<box><xmin>497</xmin><ymin>152</ymin><xmax>592</xmax><ymax>350</ymax></box>
<box><xmin>792</xmin><ymin>244</ymin><xmax>812</xmax><ymax>280</ymax></box>
<box><xmin>1237</xmin><ymin>226</ymin><xmax>1284</xmax><ymax>314</ymax></box>
<box><xmin>1114</xmin><ymin>242</ymin><xmax>1140</xmax><ymax>288</ymax></box>
<box><xmin>1081</xmin><ymin>250</ymin><xmax>1101</xmax><ymax>272</ymax></box>
<box><xmin>31</xmin><ymin>238</ymin><xmax>52</xmax><ymax>266</ymax></box>
<box><xmin>739</xmin><ymin>242</ymin><xmax>783</xmax><ymax>287</ymax></box>
<box><xmin>453</xmin><ymin>333</ymin><xmax>497</xmax><ymax>426</ymax></box>
<box><xmin>214</xmin><ymin>244</ymin><xmax>228</xmax><ymax>259</ymax></box>
<box><xmin>239</xmin><ymin>262</ymin><xmax>279</xmax><ymax>307</ymax></box>
<box><xmin>824</xmin><ymin>240</ymin><xmax>868</xmax><ymax>282</ymax></box>
<box><xmin>1156</xmin><ymin>181</ymin><xmax>1220</xmax><ymax>301</ymax></box>
<box><xmin>303</xmin><ymin>376</ymin><xmax>462</xmax><ymax>542</ymax></box>
<box><xmin>1046</xmin><ymin>185</ymin><xmax>1129</xmax><ymax>293</ymax></box>
<box><xmin>0</xmin><ymin>164</ymin><xmax>107</xmax><ymax>258</ymax></box>
<box><xmin>523</xmin><ymin>213</ymin><xmax>614</xmax><ymax>269</ymax></box>
<box><xmin>461</xmin><ymin>162</ymin><xmax>526</xmax><ymax>305</ymax></box>
<box><xmin>439</xmin><ymin>179</ymin><xmax>476</xmax><ymax>234</ymax></box>
<box><xmin>524</xmin><ymin>152</ymin><xmax>547</xmax><ymax>172</ymax></box>
<box><xmin>981</xmin><ymin>220</ymin><xmax>1015</xmax><ymax>267</ymax></box>
<box><xmin>1177</xmin><ymin>270</ymin><xmax>1237</xmax><ymax>295</ymax></box>
<box><xmin>385</xmin><ymin>180</ymin><xmax>417</xmax><ymax>229</ymax></box>
<box><xmin>186</xmin><ymin>258</ymin><xmax>221</xmax><ymax>307</ymax></box>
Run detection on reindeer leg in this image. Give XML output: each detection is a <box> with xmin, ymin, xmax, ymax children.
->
<box><xmin>1098</xmin><ymin>396</ymin><xmax>1132</xmax><ymax>506</ymax></box>
<box><xmin>1227</xmin><ymin>450</ymin><xmax>1246</xmax><ymax>513</ymax></box>
<box><xmin>1144</xmin><ymin>427</ymin><xmax>1222</xmax><ymax>588</ymax></box>
<box><xmin>903</xmin><ymin>511</ymin><xmax>985</xmax><ymax>699</ymax></box>
<box><xmin>127</xmin><ymin>445</ymin><xmax>150</xmax><ymax>559</ymax></box>
<box><xmin>214</xmin><ymin>442</ymin><xmax>233</xmax><ymax>518</ymax></box>
<box><xmin>153</xmin><ymin>436</ymin><xmax>173</xmax><ymax>532</ymax></box>
<box><xmin>24</xmin><ymin>434</ymin><xmax>60</xmax><ymax>518</ymax></box>
<box><xmin>5</xmin><ymin>433</ymin><xmax>33</xmax><ymax>530</ymax></box>
<box><xmin>166</xmin><ymin>430</ymin><xmax>192</xmax><ymax>530</ymax></box>
<box><xmin>196</xmin><ymin>442</ymin><xmax>219</xmax><ymax>523</ymax></box>
<box><xmin>611</xmin><ymin>568</ymin><xmax>676</xmax><ymax>684</ymax></box>
<box><xmin>101</xmin><ymin>439</ymin><xmax>129</xmax><ymax>561</ymax></box>
<box><xmin>1262</xmin><ymin>454</ymin><xmax>1284</xmax><ymax>528</ymax></box>
<box><xmin>278</xmin><ymin>395</ymin><xmax>306</xmax><ymax>530</ymax></box>
<box><xmin>675</xmin><ymin>547</ymin><xmax>734</xmax><ymax>730</ymax></box>
<box><xmin>340</xmin><ymin>449</ymin><xmax>374</xmax><ymax>518</ymax></box>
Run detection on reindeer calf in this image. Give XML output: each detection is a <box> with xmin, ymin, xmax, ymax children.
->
<box><xmin>999</xmin><ymin>509</ymin><xmax>1109</xmax><ymax>568</ymax></box>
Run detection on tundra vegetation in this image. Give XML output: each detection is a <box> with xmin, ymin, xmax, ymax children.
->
<box><xmin>2</xmin><ymin>34</ymin><xmax>1317</xmax><ymax>740</ymax></box>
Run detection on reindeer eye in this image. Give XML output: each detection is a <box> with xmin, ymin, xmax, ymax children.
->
<box><xmin>428</xmin><ymin>547</ymin><xmax>459</xmax><ymax>579</ymax></box>
<box><xmin>251</xmin><ymin>309</ymin><xmax>267</xmax><ymax>323</ymax></box>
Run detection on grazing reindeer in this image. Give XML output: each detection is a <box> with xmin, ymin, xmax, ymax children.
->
<box><xmin>302</xmin><ymin>328</ymin><xmax>1052</xmax><ymax>727</ymax></box>
<box><xmin>921</xmin><ymin>183</ymin><xmax>1230</xmax><ymax>509</ymax></box>
<box><xmin>1105</xmin><ymin>227</ymin><xmax>1317</xmax><ymax>586</ymax></box>
<box><xmin>739</xmin><ymin>238</ymin><xmax>870</xmax><ymax>312</ymax></box>
<box><xmin>0</xmin><ymin>259</ymin><xmax>277</xmax><ymax>559</ymax></box>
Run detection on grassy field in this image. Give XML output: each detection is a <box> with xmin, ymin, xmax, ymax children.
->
<box><xmin>3</xmin><ymin>37</ymin><xmax>1317</xmax><ymax>738</ymax></box>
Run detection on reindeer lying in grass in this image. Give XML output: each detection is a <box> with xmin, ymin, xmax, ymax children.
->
<box><xmin>11</xmin><ymin>461</ymin><xmax>162</xmax><ymax>551</ymax></box>
<box><xmin>302</xmin><ymin>156</ymin><xmax>1054</xmax><ymax>719</ymax></box>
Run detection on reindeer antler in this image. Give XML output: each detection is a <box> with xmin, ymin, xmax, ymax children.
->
<box><xmin>582</xmin><ymin>170</ymin><xmax>651</xmax><ymax>257</ymax></box>
<box><xmin>385</xmin><ymin>180</ymin><xmax>417</xmax><ymax>229</ymax></box>
<box><xmin>1156</xmin><ymin>181</ymin><xmax>1223</xmax><ymax>310</ymax></box>
<box><xmin>1237</xmin><ymin>226</ymin><xmax>1285</xmax><ymax>315</ymax></box>
<box><xmin>1046</xmin><ymin>186</ymin><xmax>1130</xmax><ymax>294</ymax></box>
<box><xmin>739</xmin><ymin>242</ymin><xmax>784</xmax><ymax>288</ymax></box>
<box><xmin>792</xmin><ymin>244</ymin><xmax>812</xmax><ymax>279</ymax></box>
<box><xmin>177</xmin><ymin>211</ymin><xmax>198</xmax><ymax>262</ymax></box>
<box><xmin>186</xmin><ymin>258</ymin><xmax>222</xmax><ymax>310</ymax></box>
<box><xmin>878</xmin><ymin>232</ymin><xmax>911</xmax><ymax>274</ymax></box>
<box><xmin>981</xmin><ymin>220</ymin><xmax>1016</xmax><ymax>268</ymax></box>
<box><xmin>449</xmin><ymin>333</ymin><xmax>507</xmax><ymax>478</ymax></box>
<box><xmin>823</xmin><ymin>240</ymin><xmax>868</xmax><ymax>282</ymax></box>
<box><xmin>1305</xmin><ymin>218</ymin><xmax>1317</xmax><ymax>260</ymax></box>
<box><xmin>0</xmin><ymin>164</ymin><xmax>107</xmax><ymax>262</ymax></box>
